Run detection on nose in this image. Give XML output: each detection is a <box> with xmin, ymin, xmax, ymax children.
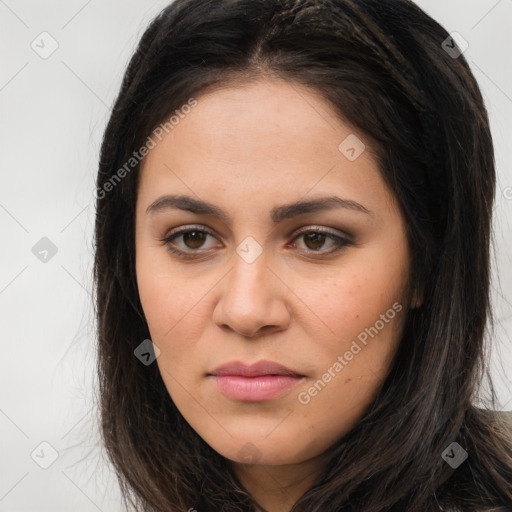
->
<box><xmin>212</xmin><ymin>250</ymin><xmax>291</xmax><ymax>338</ymax></box>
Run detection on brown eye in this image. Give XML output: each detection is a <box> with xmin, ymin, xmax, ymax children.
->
<box><xmin>160</xmin><ymin>225</ymin><xmax>351</xmax><ymax>259</ymax></box>
<box><xmin>290</xmin><ymin>227</ymin><xmax>351</xmax><ymax>256</ymax></box>
<box><xmin>303</xmin><ymin>231</ymin><xmax>327</xmax><ymax>250</ymax></box>
<box><xmin>181</xmin><ymin>230</ymin><xmax>208</xmax><ymax>249</ymax></box>
<box><xmin>159</xmin><ymin>225</ymin><xmax>220</xmax><ymax>257</ymax></box>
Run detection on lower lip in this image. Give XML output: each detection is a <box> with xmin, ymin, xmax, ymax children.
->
<box><xmin>211</xmin><ymin>374</ymin><xmax>303</xmax><ymax>401</ymax></box>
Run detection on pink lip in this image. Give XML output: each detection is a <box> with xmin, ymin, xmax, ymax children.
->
<box><xmin>208</xmin><ymin>360</ymin><xmax>305</xmax><ymax>402</ymax></box>
<box><xmin>210</xmin><ymin>360</ymin><xmax>303</xmax><ymax>377</ymax></box>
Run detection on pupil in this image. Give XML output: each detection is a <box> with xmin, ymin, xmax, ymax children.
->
<box><xmin>305</xmin><ymin>232</ymin><xmax>325</xmax><ymax>250</ymax></box>
<box><xmin>184</xmin><ymin>231</ymin><xmax>205</xmax><ymax>249</ymax></box>
<box><xmin>181</xmin><ymin>231</ymin><xmax>328</xmax><ymax>251</ymax></box>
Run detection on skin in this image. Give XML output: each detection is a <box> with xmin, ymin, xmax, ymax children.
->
<box><xmin>134</xmin><ymin>78</ymin><xmax>417</xmax><ymax>512</ymax></box>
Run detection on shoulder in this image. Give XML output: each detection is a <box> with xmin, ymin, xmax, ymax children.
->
<box><xmin>472</xmin><ymin>407</ymin><xmax>512</xmax><ymax>431</ymax></box>
<box><xmin>486</xmin><ymin>408</ymin><xmax>512</xmax><ymax>433</ymax></box>
<box><xmin>479</xmin><ymin>507</ymin><xmax>512</xmax><ymax>512</ymax></box>
<box><xmin>438</xmin><ymin>409</ymin><xmax>512</xmax><ymax>512</ymax></box>
<box><xmin>499</xmin><ymin>409</ymin><xmax>512</xmax><ymax>427</ymax></box>
<box><xmin>439</xmin><ymin>505</ymin><xmax>512</xmax><ymax>511</ymax></box>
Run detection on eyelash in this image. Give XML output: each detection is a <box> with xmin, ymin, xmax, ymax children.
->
<box><xmin>158</xmin><ymin>224</ymin><xmax>352</xmax><ymax>259</ymax></box>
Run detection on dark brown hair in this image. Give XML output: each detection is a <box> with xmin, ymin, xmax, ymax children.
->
<box><xmin>93</xmin><ymin>1</ymin><xmax>512</xmax><ymax>510</ymax></box>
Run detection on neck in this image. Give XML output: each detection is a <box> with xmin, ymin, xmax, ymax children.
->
<box><xmin>231</xmin><ymin>453</ymin><xmax>327</xmax><ymax>512</ymax></box>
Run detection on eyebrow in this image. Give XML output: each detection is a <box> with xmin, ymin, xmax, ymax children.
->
<box><xmin>145</xmin><ymin>194</ymin><xmax>373</xmax><ymax>223</ymax></box>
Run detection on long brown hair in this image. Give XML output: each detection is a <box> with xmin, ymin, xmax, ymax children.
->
<box><xmin>93</xmin><ymin>1</ymin><xmax>512</xmax><ymax>510</ymax></box>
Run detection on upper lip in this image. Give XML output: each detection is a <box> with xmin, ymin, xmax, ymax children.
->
<box><xmin>209</xmin><ymin>360</ymin><xmax>304</xmax><ymax>377</ymax></box>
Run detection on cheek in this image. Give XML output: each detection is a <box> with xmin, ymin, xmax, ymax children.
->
<box><xmin>297</xmin><ymin>260</ymin><xmax>406</xmax><ymax>350</ymax></box>
<box><xmin>138</xmin><ymin>271</ymin><xmax>201</xmax><ymax>340</ymax></box>
<box><xmin>136</xmin><ymin>243</ymin><xmax>188</xmax><ymax>327</ymax></box>
<box><xmin>290</xmin><ymin>255</ymin><xmax>407</xmax><ymax>410</ymax></box>
<box><xmin>136</xmin><ymin>253</ymin><xmax>216</xmax><ymax>373</ymax></box>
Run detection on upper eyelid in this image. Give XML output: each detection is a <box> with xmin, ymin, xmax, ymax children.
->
<box><xmin>292</xmin><ymin>225</ymin><xmax>350</xmax><ymax>238</ymax></box>
<box><xmin>163</xmin><ymin>224</ymin><xmax>217</xmax><ymax>240</ymax></box>
<box><xmin>160</xmin><ymin>226</ymin><xmax>351</xmax><ymax>260</ymax></box>
<box><xmin>162</xmin><ymin>224</ymin><xmax>349</xmax><ymax>242</ymax></box>
<box><xmin>159</xmin><ymin>225</ymin><xmax>352</xmax><ymax>260</ymax></box>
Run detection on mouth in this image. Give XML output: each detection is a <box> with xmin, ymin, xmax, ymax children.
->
<box><xmin>208</xmin><ymin>360</ymin><xmax>305</xmax><ymax>402</ymax></box>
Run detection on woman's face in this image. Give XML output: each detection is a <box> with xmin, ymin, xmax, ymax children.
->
<box><xmin>135</xmin><ymin>78</ymin><xmax>414</xmax><ymax>467</ymax></box>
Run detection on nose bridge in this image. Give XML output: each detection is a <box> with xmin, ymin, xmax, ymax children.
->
<box><xmin>227</xmin><ymin>246</ymin><xmax>272</xmax><ymax>308</ymax></box>
<box><xmin>227</xmin><ymin>231</ymin><xmax>269</xmax><ymax>289</ymax></box>
<box><xmin>214</xmin><ymin>242</ymin><xmax>290</xmax><ymax>336</ymax></box>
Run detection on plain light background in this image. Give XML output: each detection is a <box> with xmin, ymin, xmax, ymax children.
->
<box><xmin>1</xmin><ymin>1</ymin><xmax>511</xmax><ymax>510</ymax></box>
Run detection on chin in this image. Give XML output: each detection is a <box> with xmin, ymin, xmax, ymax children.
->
<box><xmin>205</xmin><ymin>434</ymin><xmax>319</xmax><ymax>466</ymax></box>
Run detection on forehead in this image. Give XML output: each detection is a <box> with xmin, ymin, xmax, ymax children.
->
<box><xmin>137</xmin><ymin>78</ymin><xmax>396</xmax><ymax>216</ymax></box>
<box><xmin>160</xmin><ymin>78</ymin><xmax>356</xmax><ymax>159</ymax></box>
